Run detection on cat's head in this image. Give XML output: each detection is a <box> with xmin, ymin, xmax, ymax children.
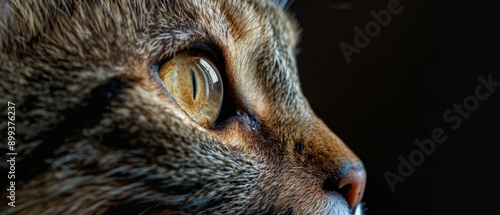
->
<box><xmin>0</xmin><ymin>0</ymin><xmax>366</xmax><ymax>214</ymax></box>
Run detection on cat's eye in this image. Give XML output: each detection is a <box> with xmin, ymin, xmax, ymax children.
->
<box><xmin>157</xmin><ymin>51</ymin><xmax>223</xmax><ymax>128</ymax></box>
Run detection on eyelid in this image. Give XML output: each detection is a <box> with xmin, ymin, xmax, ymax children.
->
<box><xmin>152</xmin><ymin>65</ymin><xmax>167</xmax><ymax>89</ymax></box>
<box><xmin>187</xmin><ymin>42</ymin><xmax>224</xmax><ymax>68</ymax></box>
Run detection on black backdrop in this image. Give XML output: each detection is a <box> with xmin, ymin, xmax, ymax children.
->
<box><xmin>289</xmin><ymin>0</ymin><xmax>499</xmax><ymax>214</ymax></box>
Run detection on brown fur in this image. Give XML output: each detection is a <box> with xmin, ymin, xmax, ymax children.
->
<box><xmin>0</xmin><ymin>0</ymin><xmax>365</xmax><ymax>214</ymax></box>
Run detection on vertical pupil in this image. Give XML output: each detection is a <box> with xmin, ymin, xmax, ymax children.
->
<box><xmin>191</xmin><ymin>69</ymin><xmax>197</xmax><ymax>100</ymax></box>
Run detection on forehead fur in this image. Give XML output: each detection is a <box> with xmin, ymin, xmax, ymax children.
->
<box><xmin>0</xmin><ymin>0</ymin><xmax>299</xmax><ymax>61</ymax></box>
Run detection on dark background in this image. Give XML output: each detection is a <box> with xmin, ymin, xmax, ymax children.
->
<box><xmin>289</xmin><ymin>0</ymin><xmax>500</xmax><ymax>214</ymax></box>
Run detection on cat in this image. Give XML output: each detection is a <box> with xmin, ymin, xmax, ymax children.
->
<box><xmin>0</xmin><ymin>0</ymin><xmax>366</xmax><ymax>214</ymax></box>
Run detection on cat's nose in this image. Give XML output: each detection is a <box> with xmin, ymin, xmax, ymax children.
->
<box><xmin>336</xmin><ymin>166</ymin><xmax>366</xmax><ymax>210</ymax></box>
<box><xmin>323</xmin><ymin>163</ymin><xmax>366</xmax><ymax>210</ymax></box>
<box><xmin>302</xmin><ymin>119</ymin><xmax>367</xmax><ymax>210</ymax></box>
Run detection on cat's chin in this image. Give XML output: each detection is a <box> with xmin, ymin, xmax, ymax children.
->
<box><xmin>353</xmin><ymin>205</ymin><xmax>364</xmax><ymax>215</ymax></box>
<box><xmin>323</xmin><ymin>192</ymin><xmax>364</xmax><ymax>215</ymax></box>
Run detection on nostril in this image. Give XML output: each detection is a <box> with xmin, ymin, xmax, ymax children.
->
<box><xmin>337</xmin><ymin>168</ymin><xmax>367</xmax><ymax>210</ymax></box>
<box><xmin>337</xmin><ymin>183</ymin><xmax>352</xmax><ymax>199</ymax></box>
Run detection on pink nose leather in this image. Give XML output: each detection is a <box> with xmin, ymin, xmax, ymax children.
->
<box><xmin>338</xmin><ymin>168</ymin><xmax>367</xmax><ymax>210</ymax></box>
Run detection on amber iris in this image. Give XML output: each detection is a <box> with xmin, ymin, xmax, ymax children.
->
<box><xmin>158</xmin><ymin>52</ymin><xmax>223</xmax><ymax>127</ymax></box>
